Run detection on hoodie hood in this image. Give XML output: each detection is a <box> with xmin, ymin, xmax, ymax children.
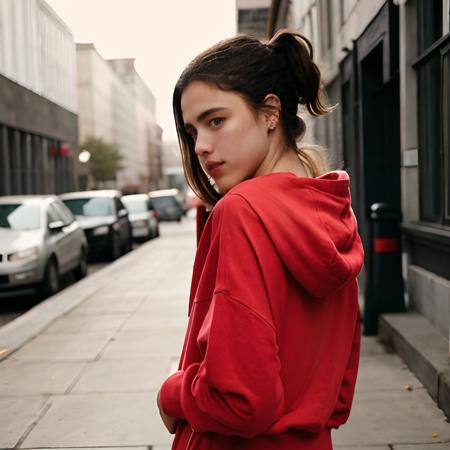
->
<box><xmin>230</xmin><ymin>171</ymin><xmax>364</xmax><ymax>298</ymax></box>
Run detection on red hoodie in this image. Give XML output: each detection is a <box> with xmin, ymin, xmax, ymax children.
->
<box><xmin>159</xmin><ymin>171</ymin><xmax>364</xmax><ymax>449</ymax></box>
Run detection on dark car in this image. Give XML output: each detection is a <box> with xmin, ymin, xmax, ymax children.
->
<box><xmin>60</xmin><ymin>190</ymin><xmax>132</xmax><ymax>261</ymax></box>
<box><xmin>149</xmin><ymin>189</ymin><xmax>184</xmax><ymax>222</ymax></box>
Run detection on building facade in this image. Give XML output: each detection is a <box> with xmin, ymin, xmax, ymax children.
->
<box><xmin>0</xmin><ymin>0</ymin><xmax>78</xmax><ymax>195</ymax></box>
<box><xmin>269</xmin><ymin>0</ymin><xmax>450</xmax><ymax>416</ymax></box>
<box><xmin>161</xmin><ymin>141</ymin><xmax>186</xmax><ymax>192</ymax></box>
<box><xmin>76</xmin><ymin>45</ymin><xmax>163</xmax><ymax>192</ymax></box>
<box><xmin>237</xmin><ymin>0</ymin><xmax>271</xmax><ymax>38</ymax></box>
<box><xmin>107</xmin><ymin>58</ymin><xmax>164</xmax><ymax>192</ymax></box>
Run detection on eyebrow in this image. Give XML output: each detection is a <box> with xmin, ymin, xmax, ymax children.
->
<box><xmin>184</xmin><ymin>107</ymin><xmax>228</xmax><ymax>128</ymax></box>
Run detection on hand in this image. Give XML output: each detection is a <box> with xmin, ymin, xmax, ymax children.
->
<box><xmin>157</xmin><ymin>390</ymin><xmax>178</xmax><ymax>434</ymax></box>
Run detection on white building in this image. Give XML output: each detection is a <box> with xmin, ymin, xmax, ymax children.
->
<box><xmin>76</xmin><ymin>44</ymin><xmax>163</xmax><ymax>192</ymax></box>
<box><xmin>107</xmin><ymin>58</ymin><xmax>163</xmax><ymax>191</ymax></box>
<box><xmin>0</xmin><ymin>0</ymin><xmax>77</xmax><ymax>113</ymax></box>
<box><xmin>0</xmin><ymin>0</ymin><xmax>78</xmax><ymax>195</ymax></box>
<box><xmin>162</xmin><ymin>141</ymin><xmax>185</xmax><ymax>191</ymax></box>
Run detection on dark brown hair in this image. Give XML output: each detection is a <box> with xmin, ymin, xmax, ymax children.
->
<box><xmin>173</xmin><ymin>29</ymin><xmax>332</xmax><ymax>206</ymax></box>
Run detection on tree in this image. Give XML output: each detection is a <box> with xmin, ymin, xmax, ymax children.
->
<box><xmin>80</xmin><ymin>136</ymin><xmax>123</xmax><ymax>187</ymax></box>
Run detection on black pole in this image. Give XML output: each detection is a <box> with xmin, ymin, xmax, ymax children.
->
<box><xmin>364</xmin><ymin>202</ymin><xmax>405</xmax><ymax>335</ymax></box>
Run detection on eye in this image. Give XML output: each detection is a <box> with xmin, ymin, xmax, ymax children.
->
<box><xmin>209</xmin><ymin>117</ymin><xmax>224</xmax><ymax>128</ymax></box>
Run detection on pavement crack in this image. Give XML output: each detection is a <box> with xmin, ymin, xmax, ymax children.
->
<box><xmin>14</xmin><ymin>397</ymin><xmax>53</xmax><ymax>448</ymax></box>
<box><xmin>65</xmin><ymin>361</ymin><xmax>91</xmax><ymax>394</ymax></box>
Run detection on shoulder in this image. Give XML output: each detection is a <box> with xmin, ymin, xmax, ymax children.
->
<box><xmin>208</xmin><ymin>192</ymin><xmax>267</xmax><ymax>241</ymax></box>
<box><xmin>212</xmin><ymin>192</ymin><xmax>256</xmax><ymax>222</ymax></box>
<box><xmin>228</xmin><ymin>174</ymin><xmax>287</xmax><ymax>198</ymax></box>
<box><xmin>215</xmin><ymin>174</ymin><xmax>289</xmax><ymax>212</ymax></box>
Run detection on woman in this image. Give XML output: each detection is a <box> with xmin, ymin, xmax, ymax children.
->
<box><xmin>157</xmin><ymin>29</ymin><xmax>364</xmax><ymax>450</ymax></box>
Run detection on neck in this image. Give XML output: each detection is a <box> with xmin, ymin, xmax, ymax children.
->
<box><xmin>255</xmin><ymin>131</ymin><xmax>310</xmax><ymax>178</ymax></box>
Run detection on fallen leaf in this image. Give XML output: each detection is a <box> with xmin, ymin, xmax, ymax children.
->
<box><xmin>432</xmin><ymin>432</ymin><xmax>439</xmax><ymax>439</ymax></box>
<box><xmin>404</xmin><ymin>384</ymin><xmax>413</xmax><ymax>391</ymax></box>
<box><xmin>0</xmin><ymin>348</ymin><xmax>10</xmax><ymax>358</ymax></box>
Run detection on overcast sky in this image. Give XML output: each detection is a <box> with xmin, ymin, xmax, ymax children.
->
<box><xmin>46</xmin><ymin>0</ymin><xmax>237</xmax><ymax>142</ymax></box>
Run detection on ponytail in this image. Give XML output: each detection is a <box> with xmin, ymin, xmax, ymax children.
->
<box><xmin>268</xmin><ymin>29</ymin><xmax>331</xmax><ymax>117</ymax></box>
<box><xmin>268</xmin><ymin>30</ymin><xmax>333</xmax><ymax>176</ymax></box>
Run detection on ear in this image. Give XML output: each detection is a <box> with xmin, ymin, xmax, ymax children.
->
<box><xmin>261</xmin><ymin>94</ymin><xmax>281</xmax><ymax>129</ymax></box>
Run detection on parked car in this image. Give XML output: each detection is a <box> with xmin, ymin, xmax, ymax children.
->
<box><xmin>0</xmin><ymin>196</ymin><xmax>88</xmax><ymax>298</ymax></box>
<box><xmin>149</xmin><ymin>189</ymin><xmax>184</xmax><ymax>222</ymax></box>
<box><xmin>122</xmin><ymin>194</ymin><xmax>160</xmax><ymax>241</ymax></box>
<box><xmin>60</xmin><ymin>190</ymin><xmax>132</xmax><ymax>261</ymax></box>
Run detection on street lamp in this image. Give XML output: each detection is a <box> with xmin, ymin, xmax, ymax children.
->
<box><xmin>78</xmin><ymin>149</ymin><xmax>91</xmax><ymax>190</ymax></box>
<box><xmin>78</xmin><ymin>149</ymin><xmax>91</xmax><ymax>163</ymax></box>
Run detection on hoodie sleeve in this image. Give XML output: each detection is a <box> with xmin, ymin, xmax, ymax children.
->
<box><xmin>159</xmin><ymin>194</ymin><xmax>285</xmax><ymax>437</ymax></box>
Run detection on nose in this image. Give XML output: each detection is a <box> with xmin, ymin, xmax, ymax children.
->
<box><xmin>194</xmin><ymin>132</ymin><xmax>213</xmax><ymax>157</ymax></box>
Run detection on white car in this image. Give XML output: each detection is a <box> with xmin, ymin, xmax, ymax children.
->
<box><xmin>122</xmin><ymin>194</ymin><xmax>160</xmax><ymax>241</ymax></box>
<box><xmin>0</xmin><ymin>196</ymin><xmax>88</xmax><ymax>298</ymax></box>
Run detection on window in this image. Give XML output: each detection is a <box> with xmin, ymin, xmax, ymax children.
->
<box><xmin>415</xmin><ymin>0</ymin><xmax>450</xmax><ymax>225</ymax></box>
<box><xmin>47</xmin><ymin>203</ymin><xmax>62</xmax><ymax>226</ymax></box>
<box><xmin>114</xmin><ymin>197</ymin><xmax>126</xmax><ymax>214</ymax></box>
<box><xmin>52</xmin><ymin>200</ymin><xmax>74</xmax><ymax>226</ymax></box>
<box><xmin>238</xmin><ymin>8</ymin><xmax>269</xmax><ymax>38</ymax></box>
<box><xmin>63</xmin><ymin>198</ymin><xmax>113</xmax><ymax>217</ymax></box>
<box><xmin>0</xmin><ymin>203</ymin><xmax>41</xmax><ymax>230</ymax></box>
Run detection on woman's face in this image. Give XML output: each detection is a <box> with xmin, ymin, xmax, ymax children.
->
<box><xmin>181</xmin><ymin>81</ymin><xmax>271</xmax><ymax>194</ymax></box>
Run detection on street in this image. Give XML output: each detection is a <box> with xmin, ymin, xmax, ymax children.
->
<box><xmin>0</xmin><ymin>217</ymin><xmax>192</xmax><ymax>328</ymax></box>
<box><xmin>0</xmin><ymin>262</ymin><xmax>107</xmax><ymax>327</ymax></box>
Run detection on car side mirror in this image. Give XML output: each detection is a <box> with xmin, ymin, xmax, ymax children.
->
<box><xmin>49</xmin><ymin>220</ymin><xmax>65</xmax><ymax>231</ymax></box>
<box><xmin>118</xmin><ymin>209</ymin><xmax>128</xmax><ymax>218</ymax></box>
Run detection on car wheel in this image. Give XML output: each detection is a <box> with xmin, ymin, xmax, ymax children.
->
<box><xmin>110</xmin><ymin>232</ymin><xmax>121</xmax><ymax>261</ymax></box>
<box><xmin>39</xmin><ymin>259</ymin><xmax>59</xmax><ymax>298</ymax></box>
<box><xmin>74</xmin><ymin>247</ymin><xmax>88</xmax><ymax>280</ymax></box>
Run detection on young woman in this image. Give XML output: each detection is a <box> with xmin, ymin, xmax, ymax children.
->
<box><xmin>157</xmin><ymin>30</ymin><xmax>364</xmax><ymax>450</ymax></box>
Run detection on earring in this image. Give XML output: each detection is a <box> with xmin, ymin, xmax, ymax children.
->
<box><xmin>269</xmin><ymin>119</ymin><xmax>277</xmax><ymax>130</ymax></box>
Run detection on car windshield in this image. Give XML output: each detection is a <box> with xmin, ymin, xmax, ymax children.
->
<box><xmin>0</xmin><ymin>203</ymin><xmax>41</xmax><ymax>230</ymax></box>
<box><xmin>152</xmin><ymin>196</ymin><xmax>178</xmax><ymax>208</ymax></box>
<box><xmin>123</xmin><ymin>199</ymin><xmax>147</xmax><ymax>214</ymax></box>
<box><xmin>63</xmin><ymin>198</ymin><xmax>113</xmax><ymax>216</ymax></box>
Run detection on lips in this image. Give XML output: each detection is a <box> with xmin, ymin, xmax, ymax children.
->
<box><xmin>205</xmin><ymin>161</ymin><xmax>224</xmax><ymax>176</ymax></box>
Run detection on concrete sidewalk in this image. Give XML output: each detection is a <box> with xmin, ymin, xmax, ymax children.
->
<box><xmin>1</xmin><ymin>218</ymin><xmax>449</xmax><ymax>449</ymax></box>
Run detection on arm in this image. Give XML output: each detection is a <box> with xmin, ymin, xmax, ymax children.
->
<box><xmin>160</xmin><ymin>293</ymin><xmax>284</xmax><ymax>437</ymax></box>
<box><xmin>159</xmin><ymin>195</ymin><xmax>285</xmax><ymax>437</ymax></box>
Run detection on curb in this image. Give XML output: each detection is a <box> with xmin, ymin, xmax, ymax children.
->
<box><xmin>0</xmin><ymin>244</ymin><xmax>150</xmax><ymax>362</ymax></box>
<box><xmin>379</xmin><ymin>311</ymin><xmax>450</xmax><ymax>419</ymax></box>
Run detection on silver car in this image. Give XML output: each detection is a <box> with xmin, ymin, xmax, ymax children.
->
<box><xmin>122</xmin><ymin>194</ymin><xmax>160</xmax><ymax>241</ymax></box>
<box><xmin>0</xmin><ymin>196</ymin><xmax>88</xmax><ymax>298</ymax></box>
